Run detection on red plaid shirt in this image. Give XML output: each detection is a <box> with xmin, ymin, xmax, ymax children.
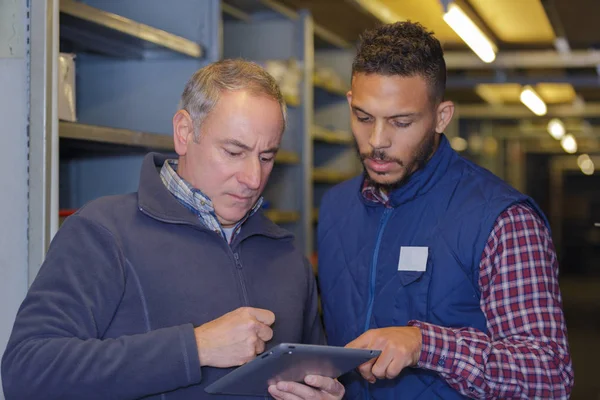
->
<box><xmin>362</xmin><ymin>184</ymin><xmax>574</xmax><ymax>399</ymax></box>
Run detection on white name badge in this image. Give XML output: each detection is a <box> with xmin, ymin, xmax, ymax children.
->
<box><xmin>398</xmin><ymin>246</ymin><xmax>428</xmax><ymax>272</ymax></box>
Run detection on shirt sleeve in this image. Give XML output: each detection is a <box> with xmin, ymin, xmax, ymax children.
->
<box><xmin>408</xmin><ymin>203</ymin><xmax>574</xmax><ymax>399</ymax></box>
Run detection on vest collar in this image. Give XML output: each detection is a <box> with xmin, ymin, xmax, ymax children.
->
<box><xmin>360</xmin><ymin>134</ymin><xmax>455</xmax><ymax>208</ymax></box>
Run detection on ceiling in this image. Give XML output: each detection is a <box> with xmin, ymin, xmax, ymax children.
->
<box><xmin>276</xmin><ymin>0</ymin><xmax>600</xmax><ymax>110</ymax></box>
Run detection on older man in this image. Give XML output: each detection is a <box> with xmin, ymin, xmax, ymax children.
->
<box><xmin>2</xmin><ymin>59</ymin><xmax>344</xmax><ymax>400</ymax></box>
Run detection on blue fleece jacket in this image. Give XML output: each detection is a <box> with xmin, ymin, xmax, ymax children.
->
<box><xmin>1</xmin><ymin>153</ymin><xmax>324</xmax><ymax>400</ymax></box>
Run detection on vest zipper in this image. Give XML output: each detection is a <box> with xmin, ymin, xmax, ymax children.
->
<box><xmin>363</xmin><ymin>207</ymin><xmax>392</xmax><ymax>399</ymax></box>
<box><xmin>363</xmin><ymin>207</ymin><xmax>393</xmax><ymax>333</ymax></box>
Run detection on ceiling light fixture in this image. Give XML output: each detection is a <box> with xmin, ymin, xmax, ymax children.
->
<box><xmin>547</xmin><ymin>118</ymin><xmax>565</xmax><ymax>140</ymax></box>
<box><xmin>520</xmin><ymin>86</ymin><xmax>547</xmax><ymax>116</ymax></box>
<box><xmin>561</xmin><ymin>134</ymin><xmax>577</xmax><ymax>154</ymax></box>
<box><xmin>442</xmin><ymin>2</ymin><xmax>497</xmax><ymax>63</ymax></box>
<box><xmin>351</xmin><ymin>0</ymin><xmax>403</xmax><ymax>24</ymax></box>
<box><xmin>578</xmin><ymin>154</ymin><xmax>595</xmax><ymax>175</ymax></box>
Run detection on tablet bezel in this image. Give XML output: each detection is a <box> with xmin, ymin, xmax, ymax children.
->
<box><xmin>204</xmin><ymin>343</ymin><xmax>380</xmax><ymax>396</ymax></box>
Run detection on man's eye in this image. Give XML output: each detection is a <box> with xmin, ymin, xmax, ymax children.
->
<box><xmin>260</xmin><ymin>156</ymin><xmax>274</xmax><ymax>163</ymax></box>
<box><xmin>357</xmin><ymin>116</ymin><xmax>371</xmax><ymax>122</ymax></box>
<box><xmin>394</xmin><ymin>122</ymin><xmax>412</xmax><ymax>128</ymax></box>
<box><xmin>226</xmin><ymin>150</ymin><xmax>241</xmax><ymax>157</ymax></box>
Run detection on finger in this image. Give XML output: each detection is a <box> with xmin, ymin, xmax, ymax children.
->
<box><xmin>357</xmin><ymin>358</ymin><xmax>377</xmax><ymax>384</ymax></box>
<box><xmin>268</xmin><ymin>384</ymin><xmax>303</xmax><ymax>400</ymax></box>
<box><xmin>275</xmin><ymin>381</ymin><xmax>321</xmax><ymax>400</ymax></box>
<box><xmin>345</xmin><ymin>332</ymin><xmax>371</xmax><ymax>349</ymax></box>
<box><xmin>385</xmin><ymin>357</ymin><xmax>405</xmax><ymax>380</ymax></box>
<box><xmin>371</xmin><ymin>348</ymin><xmax>394</xmax><ymax>380</ymax></box>
<box><xmin>255</xmin><ymin>339</ymin><xmax>265</xmax><ymax>355</ymax></box>
<box><xmin>267</xmin><ymin>385</ymin><xmax>286</xmax><ymax>400</ymax></box>
<box><xmin>255</xmin><ymin>323</ymin><xmax>273</xmax><ymax>342</ymax></box>
<box><xmin>305</xmin><ymin>375</ymin><xmax>344</xmax><ymax>396</ymax></box>
<box><xmin>247</xmin><ymin>307</ymin><xmax>276</xmax><ymax>325</ymax></box>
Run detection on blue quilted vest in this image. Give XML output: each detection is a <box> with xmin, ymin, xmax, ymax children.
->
<box><xmin>317</xmin><ymin>135</ymin><xmax>548</xmax><ymax>400</ymax></box>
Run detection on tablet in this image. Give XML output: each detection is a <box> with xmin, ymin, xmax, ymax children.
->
<box><xmin>204</xmin><ymin>343</ymin><xmax>380</xmax><ymax>396</ymax></box>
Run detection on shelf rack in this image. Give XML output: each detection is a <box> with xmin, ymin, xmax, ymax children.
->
<box><xmin>60</xmin><ymin>0</ymin><xmax>203</xmax><ymax>59</ymax></box>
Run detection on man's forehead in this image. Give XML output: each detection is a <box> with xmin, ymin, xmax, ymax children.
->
<box><xmin>351</xmin><ymin>73</ymin><xmax>430</xmax><ymax>111</ymax></box>
<box><xmin>352</xmin><ymin>73</ymin><xmax>428</xmax><ymax>91</ymax></box>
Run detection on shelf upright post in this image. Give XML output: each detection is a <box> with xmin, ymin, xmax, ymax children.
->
<box><xmin>297</xmin><ymin>10</ymin><xmax>314</xmax><ymax>257</ymax></box>
<box><xmin>29</xmin><ymin>0</ymin><xmax>60</xmax><ymax>284</ymax></box>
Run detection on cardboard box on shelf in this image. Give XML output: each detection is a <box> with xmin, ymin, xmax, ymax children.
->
<box><xmin>58</xmin><ymin>53</ymin><xmax>76</xmax><ymax>122</ymax></box>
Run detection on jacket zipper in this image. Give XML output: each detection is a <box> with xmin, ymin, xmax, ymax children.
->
<box><xmin>231</xmin><ymin>251</ymin><xmax>250</xmax><ymax>306</ymax></box>
<box><xmin>363</xmin><ymin>208</ymin><xmax>392</xmax><ymax>399</ymax></box>
<box><xmin>140</xmin><ymin>206</ymin><xmax>251</xmax><ymax>306</ymax></box>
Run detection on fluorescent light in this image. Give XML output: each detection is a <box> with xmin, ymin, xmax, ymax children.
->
<box><xmin>352</xmin><ymin>0</ymin><xmax>404</xmax><ymax>24</ymax></box>
<box><xmin>560</xmin><ymin>134</ymin><xmax>577</xmax><ymax>154</ymax></box>
<box><xmin>554</xmin><ymin>37</ymin><xmax>571</xmax><ymax>55</ymax></box>
<box><xmin>547</xmin><ymin>118</ymin><xmax>565</xmax><ymax>140</ymax></box>
<box><xmin>577</xmin><ymin>154</ymin><xmax>591</xmax><ymax>168</ymax></box>
<box><xmin>520</xmin><ymin>86</ymin><xmax>547</xmax><ymax>116</ymax></box>
<box><xmin>578</xmin><ymin>154</ymin><xmax>594</xmax><ymax>175</ymax></box>
<box><xmin>443</xmin><ymin>3</ymin><xmax>496</xmax><ymax>63</ymax></box>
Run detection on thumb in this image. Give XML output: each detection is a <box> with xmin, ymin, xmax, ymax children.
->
<box><xmin>247</xmin><ymin>308</ymin><xmax>276</xmax><ymax>326</ymax></box>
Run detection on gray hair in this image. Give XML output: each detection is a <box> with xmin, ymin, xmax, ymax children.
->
<box><xmin>179</xmin><ymin>58</ymin><xmax>287</xmax><ymax>140</ymax></box>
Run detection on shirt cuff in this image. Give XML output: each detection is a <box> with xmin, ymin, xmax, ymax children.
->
<box><xmin>408</xmin><ymin>320</ymin><xmax>457</xmax><ymax>374</ymax></box>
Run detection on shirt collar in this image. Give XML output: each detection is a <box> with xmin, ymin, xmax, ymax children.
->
<box><xmin>159</xmin><ymin>159</ymin><xmax>263</xmax><ymax>243</ymax></box>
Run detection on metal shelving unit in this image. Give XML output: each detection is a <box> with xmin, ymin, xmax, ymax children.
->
<box><xmin>312</xmin><ymin>125</ymin><xmax>353</xmax><ymax>144</ymax></box>
<box><xmin>222</xmin><ymin>0</ymin><xmax>351</xmax><ymax>50</ymax></box>
<box><xmin>59</xmin><ymin>121</ymin><xmax>300</xmax><ymax>164</ymax></box>
<box><xmin>30</xmin><ymin>0</ymin><xmax>361</xmax><ymax>275</ymax></box>
<box><xmin>311</xmin><ymin>48</ymin><xmax>360</xmax><ymax>251</ymax></box>
<box><xmin>59</xmin><ymin>0</ymin><xmax>203</xmax><ymax>59</ymax></box>
<box><xmin>263</xmin><ymin>210</ymin><xmax>301</xmax><ymax>224</ymax></box>
<box><xmin>313</xmin><ymin>73</ymin><xmax>349</xmax><ymax>97</ymax></box>
<box><xmin>222</xmin><ymin>0</ymin><xmax>314</xmax><ymax>255</ymax></box>
<box><xmin>59</xmin><ymin>121</ymin><xmax>174</xmax><ymax>151</ymax></box>
<box><xmin>57</xmin><ymin>0</ymin><xmax>222</xmax><ymax>215</ymax></box>
<box><xmin>312</xmin><ymin>168</ymin><xmax>357</xmax><ymax>184</ymax></box>
<box><xmin>284</xmin><ymin>94</ymin><xmax>301</xmax><ymax>108</ymax></box>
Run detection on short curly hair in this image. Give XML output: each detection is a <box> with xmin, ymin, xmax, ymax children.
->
<box><xmin>352</xmin><ymin>21</ymin><xmax>446</xmax><ymax>104</ymax></box>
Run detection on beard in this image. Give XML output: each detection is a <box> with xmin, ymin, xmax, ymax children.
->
<box><xmin>355</xmin><ymin>131</ymin><xmax>437</xmax><ymax>193</ymax></box>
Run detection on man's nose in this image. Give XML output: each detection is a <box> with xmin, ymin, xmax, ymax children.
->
<box><xmin>239</xmin><ymin>157</ymin><xmax>261</xmax><ymax>190</ymax></box>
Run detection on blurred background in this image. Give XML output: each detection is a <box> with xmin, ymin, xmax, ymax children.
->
<box><xmin>2</xmin><ymin>0</ymin><xmax>599</xmax><ymax>398</ymax></box>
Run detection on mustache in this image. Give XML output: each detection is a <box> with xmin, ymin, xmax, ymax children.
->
<box><xmin>359</xmin><ymin>149</ymin><xmax>404</xmax><ymax>166</ymax></box>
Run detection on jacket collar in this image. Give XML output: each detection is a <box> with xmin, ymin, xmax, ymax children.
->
<box><xmin>137</xmin><ymin>152</ymin><xmax>291</xmax><ymax>240</ymax></box>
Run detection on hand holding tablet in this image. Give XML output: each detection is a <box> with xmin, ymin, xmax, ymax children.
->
<box><xmin>268</xmin><ymin>374</ymin><xmax>345</xmax><ymax>400</ymax></box>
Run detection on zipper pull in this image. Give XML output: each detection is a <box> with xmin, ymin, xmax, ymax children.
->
<box><xmin>233</xmin><ymin>252</ymin><xmax>242</xmax><ymax>269</ymax></box>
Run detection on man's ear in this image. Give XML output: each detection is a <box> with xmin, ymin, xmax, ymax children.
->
<box><xmin>173</xmin><ymin>110</ymin><xmax>195</xmax><ymax>156</ymax></box>
<box><xmin>347</xmin><ymin>90</ymin><xmax>353</xmax><ymax>110</ymax></box>
<box><xmin>434</xmin><ymin>101</ymin><xmax>455</xmax><ymax>134</ymax></box>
